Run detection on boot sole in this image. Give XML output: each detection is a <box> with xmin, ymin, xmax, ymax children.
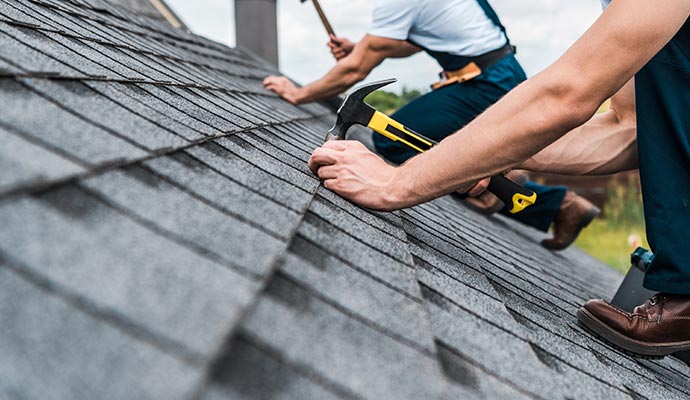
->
<box><xmin>576</xmin><ymin>307</ymin><xmax>690</xmax><ymax>359</ymax></box>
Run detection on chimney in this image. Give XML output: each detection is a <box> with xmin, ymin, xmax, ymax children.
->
<box><xmin>234</xmin><ymin>0</ymin><xmax>279</xmax><ymax>67</ymax></box>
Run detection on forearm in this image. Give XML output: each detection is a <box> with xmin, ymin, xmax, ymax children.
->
<box><xmin>294</xmin><ymin>57</ymin><xmax>368</xmax><ymax>104</ymax></box>
<box><xmin>521</xmin><ymin>79</ymin><xmax>638</xmax><ymax>175</ymax></box>
<box><xmin>521</xmin><ymin>111</ymin><xmax>637</xmax><ymax>175</ymax></box>
<box><xmin>293</xmin><ymin>35</ymin><xmax>418</xmax><ymax>104</ymax></box>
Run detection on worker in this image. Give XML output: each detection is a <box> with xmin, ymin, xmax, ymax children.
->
<box><xmin>264</xmin><ymin>0</ymin><xmax>600</xmax><ymax>251</ymax></box>
<box><xmin>308</xmin><ymin>0</ymin><xmax>690</xmax><ymax>358</ymax></box>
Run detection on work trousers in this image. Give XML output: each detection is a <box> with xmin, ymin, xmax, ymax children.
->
<box><xmin>637</xmin><ymin>22</ymin><xmax>690</xmax><ymax>294</ymax></box>
<box><xmin>373</xmin><ymin>55</ymin><xmax>566</xmax><ymax>232</ymax></box>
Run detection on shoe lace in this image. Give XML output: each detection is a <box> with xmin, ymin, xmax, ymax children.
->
<box><xmin>647</xmin><ymin>294</ymin><xmax>667</xmax><ymax>323</ymax></box>
<box><xmin>648</xmin><ymin>295</ymin><xmax>659</xmax><ymax>306</ymax></box>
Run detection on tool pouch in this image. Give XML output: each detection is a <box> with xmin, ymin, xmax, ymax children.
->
<box><xmin>431</xmin><ymin>62</ymin><xmax>482</xmax><ymax>90</ymax></box>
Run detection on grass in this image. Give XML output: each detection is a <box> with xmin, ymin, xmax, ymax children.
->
<box><xmin>575</xmin><ymin>219</ymin><xmax>649</xmax><ymax>273</ymax></box>
<box><xmin>574</xmin><ymin>176</ymin><xmax>649</xmax><ymax>273</ymax></box>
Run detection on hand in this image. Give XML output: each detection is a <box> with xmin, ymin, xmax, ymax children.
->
<box><xmin>263</xmin><ymin>76</ymin><xmax>301</xmax><ymax>104</ymax></box>
<box><xmin>464</xmin><ymin>178</ymin><xmax>491</xmax><ymax>197</ymax></box>
<box><xmin>327</xmin><ymin>35</ymin><xmax>355</xmax><ymax>60</ymax></box>
<box><xmin>308</xmin><ymin>141</ymin><xmax>408</xmax><ymax>211</ymax></box>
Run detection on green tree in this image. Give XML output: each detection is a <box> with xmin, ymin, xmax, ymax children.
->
<box><xmin>365</xmin><ymin>86</ymin><xmax>424</xmax><ymax>114</ymax></box>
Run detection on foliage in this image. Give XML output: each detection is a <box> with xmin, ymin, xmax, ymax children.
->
<box><xmin>575</xmin><ymin>176</ymin><xmax>649</xmax><ymax>273</ymax></box>
<box><xmin>603</xmin><ymin>176</ymin><xmax>646</xmax><ymax>230</ymax></box>
<box><xmin>365</xmin><ymin>87</ymin><xmax>424</xmax><ymax>114</ymax></box>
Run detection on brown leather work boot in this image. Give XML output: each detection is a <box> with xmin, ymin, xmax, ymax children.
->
<box><xmin>541</xmin><ymin>190</ymin><xmax>600</xmax><ymax>251</ymax></box>
<box><xmin>577</xmin><ymin>295</ymin><xmax>690</xmax><ymax>358</ymax></box>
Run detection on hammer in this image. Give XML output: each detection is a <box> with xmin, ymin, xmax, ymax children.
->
<box><xmin>325</xmin><ymin>78</ymin><xmax>538</xmax><ymax>214</ymax></box>
<box><xmin>300</xmin><ymin>0</ymin><xmax>336</xmax><ymax>37</ymax></box>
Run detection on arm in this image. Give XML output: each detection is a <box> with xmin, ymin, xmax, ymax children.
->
<box><xmin>309</xmin><ymin>0</ymin><xmax>690</xmax><ymax>211</ymax></box>
<box><xmin>520</xmin><ymin>78</ymin><xmax>637</xmax><ymax>175</ymax></box>
<box><xmin>263</xmin><ymin>34</ymin><xmax>420</xmax><ymax>105</ymax></box>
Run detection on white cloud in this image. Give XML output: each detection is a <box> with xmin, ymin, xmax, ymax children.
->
<box><xmin>165</xmin><ymin>0</ymin><xmax>602</xmax><ymax>92</ymax></box>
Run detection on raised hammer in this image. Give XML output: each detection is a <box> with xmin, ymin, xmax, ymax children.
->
<box><xmin>300</xmin><ymin>0</ymin><xmax>336</xmax><ymax>37</ymax></box>
<box><xmin>325</xmin><ymin>78</ymin><xmax>538</xmax><ymax>214</ymax></box>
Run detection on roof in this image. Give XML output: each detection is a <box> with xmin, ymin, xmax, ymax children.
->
<box><xmin>103</xmin><ymin>0</ymin><xmax>187</xmax><ymax>28</ymax></box>
<box><xmin>0</xmin><ymin>1</ymin><xmax>689</xmax><ymax>399</ymax></box>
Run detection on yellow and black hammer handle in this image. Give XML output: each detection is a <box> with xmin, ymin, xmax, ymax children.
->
<box><xmin>367</xmin><ymin>111</ymin><xmax>537</xmax><ymax>214</ymax></box>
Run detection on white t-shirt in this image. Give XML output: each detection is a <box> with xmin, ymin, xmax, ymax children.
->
<box><xmin>600</xmin><ymin>0</ymin><xmax>611</xmax><ymax>9</ymax></box>
<box><xmin>368</xmin><ymin>0</ymin><xmax>508</xmax><ymax>57</ymax></box>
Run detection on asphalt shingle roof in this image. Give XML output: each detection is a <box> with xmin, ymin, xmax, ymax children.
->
<box><xmin>1</xmin><ymin>1</ymin><xmax>689</xmax><ymax>399</ymax></box>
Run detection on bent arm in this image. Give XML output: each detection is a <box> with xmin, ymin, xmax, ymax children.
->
<box><xmin>520</xmin><ymin>78</ymin><xmax>637</xmax><ymax>175</ymax></box>
<box><xmin>293</xmin><ymin>35</ymin><xmax>420</xmax><ymax>104</ymax></box>
<box><xmin>393</xmin><ymin>0</ymin><xmax>689</xmax><ymax>207</ymax></box>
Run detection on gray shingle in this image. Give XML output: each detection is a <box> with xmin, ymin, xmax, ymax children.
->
<box><xmin>203</xmin><ymin>337</ymin><xmax>345</xmax><ymax>400</ymax></box>
<box><xmin>140</xmin><ymin>84</ymin><xmax>238</xmax><ymax>133</ymax></box>
<box><xmin>18</xmin><ymin>1</ymin><xmax>107</xmax><ymax>41</ymax></box>
<box><xmin>0</xmin><ymin>126</ymin><xmax>84</xmax><ymax>193</ymax></box>
<box><xmin>185</xmin><ymin>142</ymin><xmax>314</xmax><ymax>212</ymax></box>
<box><xmin>222</xmin><ymin>91</ymin><xmax>282</xmax><ymax>124</ymax></box>
<box><xmin>280</xmin><ymin>239</ymin><xmax>435</xmax><ymax>352</ymax></box>
<box><xmin>422</xmin><ymin>295</ymin><xmax>563</xmax><ymax>399</ymax></box>
<box><xmin>47</xmin><ymin>34</ymin><xmax>137</xmax><ymax>80</ymax></box>
<box><xmin>308</xmin><ymin>195</ymin><xmax>412</xmax><ymax>264</ymax></box>
<box><xmin>0</xmin><ymin>22</ymin><xmax>111</xmax><ymax>78</ymax></box>
<box><xmin>0</xmin><ymin>56</ymin><xmax>22</xmax><ymax>75</ymax></box>
<box><xmin>241</xmin><ymin>275</ymin><xmax>452</xmax><ymax>400</ymax></box>
<box><xmin>0</xmin><ymin>265</ymin><xmax>203</xmax><ymax>400</ymax></box>
<box><xmin>418</xmin><ymin>253</ymin><xmax>637</xmax><ymax>400</ymax></box>
<box><xmin>81</xmin><ymin>166</ymin><xmax>286</xmax><ymax>277</ymax></box>
<box><xmin>237</xmin><ymin>130</ymin><xmax>314</xmax><ymax>175</ymax></box>
<box><xmin>110</xmin><ymin>82</ymin><xmax>216</xmax><ymax>136</ymax></box>
<box><xmin>215</xmin><ymin>135</ymin><xmax>320</xmax><ymax>193</ymax></box>
<box><xmin>415</xmin><ymin>260</ymin><xmax>527</xmax><ymax>337</ymax></box>
<box><xmin>0</xmin><ymin>188</ymin><xmax>260</xmax><ymax>357</ymax></box>
<box><xmin>86</xmin><ymin>40</ymin><xmax>172</xmax><ymax>82</ymax></box>
<box><xmin>404</xmin><ymin>227</ymin><xmax>501</xmax><ymax>298</ymax></box>
<box><xmin>84</xmin><ymin>80</ymin><xmax>205</xmax><ymax>141</ymax></box>
<box><xmin>0</xmin><ymin>78</ymin><xmax>147</xmax><ymax>165</ymax></box>
<box><xmin>297</xmin><ymin>212</ymin><xmax>421</xmax><ymax>297</ymax></box>
<box><xmin>435</xmin><ymin>343</ymin><xmax>530</xmax><ymax>400</ymax></box>
<box><xmin>0</xmin><ymin>1</ymin><xmax>45</xmax><ymax>29</ymax></box>
<box><xmin>22</xmin><ymin>78</ymin><xmax>188</xmax><ymax>151</ymax></box>
<box><xmin>143</xmin><ymin>152</ymin><xmax>301</xmax><ymax>239</ymax></box>
<box><xmin>189</xmin><ymin>87</ymin><xmax>267</xmax><ymax>127</ymax></box>
<box><xmin>253</xmin><ymin>125</ymin><xmax>316</xmax><ymax>160</ymax></box>
<box><xmin>117</xmin><ymin>47</ymin><xmax>185</xmax><ymax>82</ymax></box>
<box><xmin>0</xmin><ymin>24</ymin><xmax>76</xmax><ymax>76</ymax></box>
<box><xmin>166</xmin><ymin>86</ymin><xmax>247</xmax><ymax>132</ymax></box>
<box><xmin>317</xmin><ymin>187</ymin><xmax>408</xmax><ymax>241</ymax></box>
<box><xmin>269</xmin><ymin>121</ymin><xmax>326</xmax><ymax>150</ymax></box>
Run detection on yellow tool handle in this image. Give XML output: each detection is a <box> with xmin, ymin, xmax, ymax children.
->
<box><xmin>366</xmin><ymin>110</ymin><xmax>537</xmax><ymax>213</ymax></box>
<box><xmin>367</xmin><ymin>111</ymin><xmax>436</xmax><ymax>153</ymax></box>
<box><xmin>487</xmin><ymin>175</ymin><xmax>538</xmax><ymax>214</ymax></box>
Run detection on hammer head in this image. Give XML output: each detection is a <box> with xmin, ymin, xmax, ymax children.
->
<box><xmin>325</xmin><ymin>78</ymin><xmax>397</xmax><ymax>142</ymax></box>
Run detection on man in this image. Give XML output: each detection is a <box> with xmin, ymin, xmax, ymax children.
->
<box><xmin>308</xmin><ymin>0</ymin><xmax>690</xmax><ymax>359</ymax></box>
<box><xmin>264</xmin><ymin>0</ymin><xmax>600</xmax><ymax>251</ymax></box>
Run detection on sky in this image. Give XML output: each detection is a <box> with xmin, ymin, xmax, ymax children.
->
<box><xmin>165</xmin><ymin>0</ymin><xmax>602</xmax><ymax>93</ymax></box>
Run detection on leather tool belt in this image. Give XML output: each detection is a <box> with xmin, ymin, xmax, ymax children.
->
<box><xmin>431</xmin><ymin>44</ymin><xmax>515</xmax><ymax>90</ymax></box>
